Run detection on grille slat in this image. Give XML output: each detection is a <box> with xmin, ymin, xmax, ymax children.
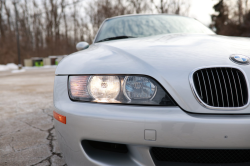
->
<box><xmin>192</xmin><ymin>67</ymin><xmax>248</xmax><ymax>108</ymax></box>
<box><xmin>220</xmin><ymin>69</ymin><xmax>230</xmax><ymax>107</ymax></box>
<box><xmin>196</xmin><ymin>73</ymin><xmax>203</xmax><ymax>100</ymax></box>
<box><xmin>215</xmin><ymin>69</ymin><xmax>224</xmax><ymax>107</ymax></box>
<box><xmin>236</xmin><ymin>71</ymin><xmax>244</xmax><ymax>106</ymax></box>
<box><xmin>151</xmin><ymin>147</ymin><xmax>250</xmax><ymax>164</ymax></box>
<box><xmin>206</xmin><ymin>69</ymin><xmax>214</xmax><ymax>106</ymax></box>
<box><xmin>211</xmin><ymin>69</ymin><xmax>220</xmax><ymax>106</ymax></box>
<box><xmin>231</xmin><ymin>69</ymin><xmax>239</xmax><ymax>107</ymax></box>
<box><xmin>226</xmin><ymin>69</ymin><xmax>234</xmax><ymax>107</ymax></box>
<box><xmin>200</xmin><ymin>70</ymin><xmax>209</xmax><ymax>104</ymax></box>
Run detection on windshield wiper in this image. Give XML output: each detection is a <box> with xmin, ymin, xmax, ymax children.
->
<box><xmin>96</xmin><ymin>36</ymin><xmax>136</xmax><ymax>43</ymax></box>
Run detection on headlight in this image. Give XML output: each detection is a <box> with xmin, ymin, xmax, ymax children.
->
<box><xmin>123</xmin><ymin>76</ymin><xmax>157</xmax><ymax>100</ymax></box>
<box><xmin>88</xmin><ymin>76</ymin><xmax>120</xmax><ymax>101</ymax></box>
<box><xmin>68</xmin><ymin>75</ymin><xmax>176</xmax><ymax>106</ymax></box>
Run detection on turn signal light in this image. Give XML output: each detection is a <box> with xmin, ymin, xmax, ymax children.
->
<box><xmin>53</xmin><ymin>111</ymin><xmax>66</xmax><ymax>124</ymax></box>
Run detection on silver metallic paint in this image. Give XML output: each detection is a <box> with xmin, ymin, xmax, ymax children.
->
<box><xmin>54</xmin><ymin>27</ymin><xmax>250</xmax><ymax>165</ymax></box>
<box><xmin>54</xmin><ymin>76</ymin><xmax>250</xmax><ymax>166</ymax></box>
<box><xmin>56</xmin><ymin>34</ymin><xmax>250</xmax><ymax>114</ymax></box>
<box><xmin>76</xmin><ymin>42</ymin><xmax>89</xmax><ymax>51</ymax></box>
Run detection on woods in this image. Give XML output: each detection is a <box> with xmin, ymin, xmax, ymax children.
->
<box><xmin>211</xmin><ymin>0</ymin><xmax>250</xmax><ymax>37</ymax></box>
<box><xmin>0</xmin><ymin>0</ymin><xmax>249</xmax><ymax>65</ymax></box>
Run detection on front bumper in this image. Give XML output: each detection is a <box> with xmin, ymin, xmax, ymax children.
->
<box><xmin>54</xmin><ymin>76</ymin><xmax>250</xmax><ymax>166</ymax></box>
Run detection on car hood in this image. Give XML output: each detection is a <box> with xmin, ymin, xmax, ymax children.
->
<box><xmin>56</xmin><ymin>34</ymin><xmax>250</xmax><ymax>114</ymax></box>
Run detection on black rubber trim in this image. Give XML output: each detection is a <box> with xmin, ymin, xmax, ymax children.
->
<box><xmin>151</xmin><ymin>147</ymin><xmax>250</xmax><ymax>164</ymax></box>
<box><xmin>82</xmin><ymin>140</ymin><xmax>128</xmax><ymax>153</ymax></box>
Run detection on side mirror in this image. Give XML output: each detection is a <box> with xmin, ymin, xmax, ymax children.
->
<box><xmin>76</xmin><ymin>42</ymin><xmax>89</xmax><ymax>51</ymax></box>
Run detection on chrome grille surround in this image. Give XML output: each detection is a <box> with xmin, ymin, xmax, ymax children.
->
<box><xmin>189</xmin><ymin>66</ymin><xmax>249</xmax><ymax>110</ymax></box>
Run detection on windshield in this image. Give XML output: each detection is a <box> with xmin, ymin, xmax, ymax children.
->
<box><xmin>95</xmin><ymin>15</ymin><xmax>214</xmax><ymax>43</ymax></box>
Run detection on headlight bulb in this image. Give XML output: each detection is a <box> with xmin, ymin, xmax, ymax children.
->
<box><xmin>88</xmin><ymin>76</ymin><xmax>120</xmax><ymax>101</ymax></box>
<box><xmin>123</xmin><ymin>76</ymin><xmax>157</xmax><ymax>100</ymax></box>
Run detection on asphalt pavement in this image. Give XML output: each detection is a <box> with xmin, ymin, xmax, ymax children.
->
<box><xmin>0</xmin><ymin>68</ymin><xmax>66</xmax><ymax>166</ymax></box>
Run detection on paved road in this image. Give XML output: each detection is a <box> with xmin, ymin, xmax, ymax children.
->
<box><xmin>0</xmin><ymin>68</ymin><xmax>66</xmax><ymax>166</ymax></box>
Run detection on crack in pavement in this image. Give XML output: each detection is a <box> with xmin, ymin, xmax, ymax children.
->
<box><xmin>42</xmin><ymin>109</ymin><xmax>54</xmax><ymax>122</ymax></box>
<box><xmin>30</xmin><ymin>109</ymin><xmax>66</xmax><ymax>166</ymax></box>
<box><xmin>31</xmin><ymin>126</ymin><xmax>65</xmax><ymax>166</ymax></box>
<box><xmin>9</xmin><ymin>137</ymin><xmax>15</xmax><ymax>152</ymax></box>
<box><xmin>21</xmin><ymin>121</ymin><xmax>46</xmax><ymax>132</ymax></box>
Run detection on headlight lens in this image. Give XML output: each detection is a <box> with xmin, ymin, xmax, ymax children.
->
<box><xmin>124</xmin><ymin>76</ymin><xmax>157</xmax><ymax>100</ymax></box>
<box><xmin>68</xmin><ymin>75</ymin><xmax>176</xmax><ymax>106</ymax></box>
<box><xmin>88</xmin><ymin>76</ymin><xmax>120</xmax><ymax>101</ymax></box>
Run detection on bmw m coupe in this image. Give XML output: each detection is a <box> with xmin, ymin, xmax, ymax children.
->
<box><xmin>53</xmin><ymin>14</ymin><xmax>250</xmax><ymax>166</ymax></box>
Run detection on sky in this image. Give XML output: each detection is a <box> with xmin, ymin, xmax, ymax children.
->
<box><xmin>189</xmin><ymin>0</ymin><xmax>219</xmax><ymax>26</ymax></box>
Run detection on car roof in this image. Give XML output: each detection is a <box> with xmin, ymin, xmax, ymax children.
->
<box><xmin>107</xmin><ymin>14</ymin><xmax>194</xmax><ymax>20</ymax></box>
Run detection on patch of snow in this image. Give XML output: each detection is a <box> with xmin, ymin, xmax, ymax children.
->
<box><xmin>11</xmin><ymin>69</ymin><xmax>26</xmax><ymax>73</ymax></box>
<box><xmin>0</xmin><ymin>63</ymin><xmax>19</xmax><ymax>71</ymax></box>
<box><xmin>6</xmin><ymin>63</ymin><xmax>18</xmax><ymax>70</ymax></box>
<box><xmin>0</xmin><ymin>65</ymin><xmax>8</xmax><ymax>71</ymax></box>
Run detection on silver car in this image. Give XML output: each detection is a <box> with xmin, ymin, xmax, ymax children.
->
<box><xmin>53</xmin><ymin>14</ymin><xmax>250</xmax><ymax>166</ymax></box>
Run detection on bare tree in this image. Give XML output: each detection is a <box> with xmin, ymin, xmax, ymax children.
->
<box><xmin>85</xmin><ymin>0</ymin><xmax>134</xmax><ymax>41</ymax></box>
<box><xmin>151</xmin><ymin>0</ymin><xmax>190</xmax><ymax>15</ymax></box>
<box><xmin>127</xmin><ymin>0</ymin><xmax>150</xmax><ymax>14</ymax></box>
<box><xmin>211</xmin><ymin>0</ymin><xmax>250</xmax><ymax>36</ymax></box>
<box><xmin>0</xmin><ymin>0</ymin><xmax>195</xmax><ymax>65</ymax></box>
<box><xmin>0</xmin><ymin>0</ymin><xmax>4</xmax><ymax>38</ymax></box>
